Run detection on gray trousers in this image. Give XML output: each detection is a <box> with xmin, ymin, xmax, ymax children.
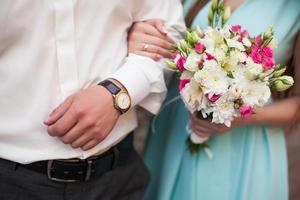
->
<box><xmin>0</xmin><ymin>149</ymin><xmax>149</xmax><ymax>200</ymax></box>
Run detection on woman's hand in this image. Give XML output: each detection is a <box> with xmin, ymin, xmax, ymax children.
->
<box><xmin>128</xmin><ymin>19</ymin><xmax>175</xmax><ymax>61</ymax></box>
<box><xmin>190</xmin><ymin>113</ymin><xmax>248</xmax><ymax>138</ymax></box>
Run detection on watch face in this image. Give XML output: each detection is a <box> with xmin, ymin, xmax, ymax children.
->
<box><xmin>116</xmin><ymin>92</ymin><xmax>131</xmax><ymax>110</ymax></box>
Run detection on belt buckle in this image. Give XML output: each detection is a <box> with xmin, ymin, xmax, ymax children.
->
<box><xmin>47</xmin><ymin>160</ymin><xmax>93</xmax><ymax>183</ymax></box>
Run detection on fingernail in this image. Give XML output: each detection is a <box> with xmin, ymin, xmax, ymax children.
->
<box><xmin>156</xmin><ymin>55</ymin><xmax>163</xmax><ymax>60</ymax></box>
<box><xmin>43</xmin><ymin>119</ymin><xmax>50</xmax><ymax>125</ymax></box>
<box><xmin>43</xmin><ymin>117</ymin><xmax>52</xmax><ymax>125</ymax></box>
<box><xmin>161</xmin><ymin>26</ymin><xmax>168</xmax><ymax>34</ymax></box>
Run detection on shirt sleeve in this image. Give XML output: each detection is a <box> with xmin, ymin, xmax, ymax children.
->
<box><xmin>109</xmin><ymin>0</ymin><xmax>186</xmax><ymax>115</ymax></box>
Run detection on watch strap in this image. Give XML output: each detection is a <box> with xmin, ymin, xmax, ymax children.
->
<box><xmin>98</xmin><ymin>80</ymin><xmax>121</xmax><ymax>95</ymax></box>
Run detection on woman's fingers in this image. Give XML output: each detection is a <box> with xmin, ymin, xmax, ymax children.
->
<box><xmin>140</xmin><ymin>43</ymin><xmax>172</xmax><ymax>58</ymax></box>
<box><xmin>133</xmin><ymin>51</ymin><xmax>162</xmax><ymax>61</ymax></box>
<box><xmin>191</xmin><ymin>125</ymin><xmax>211</xmax><ymax>138</ymax></box>
<box><xmin>190</xmin><ymin>115</ymin><xmax>221</xmax><ymax>134</ymax></box>
<box><xmin>145</xmin><ymin>19</ymin><xmax>167</xmax><ymax>34</ymax></box>
<box><xmin>143</xmin><ymin>34</ymin><xmax>174</xmax><ymax>50</ymax></box>
<box><xmin>131</xmin><ymin>22</ymin><xmax>170</xmax><ymax>43</ymax></box>
<box><xmin>144</xmin><ymin>19</ymin><xmax>174</xmax><ymax>43</ymax></box>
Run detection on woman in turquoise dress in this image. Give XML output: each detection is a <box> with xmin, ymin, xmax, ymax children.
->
<box><xmin>128</xmin><ymin>0</ymin><xmax>300</xmax><ymax>199</ymax></box>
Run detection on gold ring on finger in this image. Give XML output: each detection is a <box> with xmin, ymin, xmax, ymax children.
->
<box><xmin>143</xmin><ymin>43</ymin><xmax>149</xmax><ymax>51</ymax></box>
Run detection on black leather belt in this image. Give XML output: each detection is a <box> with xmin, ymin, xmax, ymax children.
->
<box><xmin>19</xmin><ymin>134</ymin><xmax>133</xmax><ymax>183</ymax></box>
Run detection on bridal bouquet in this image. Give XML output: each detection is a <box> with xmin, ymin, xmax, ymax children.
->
<box><xmin>167</xmin><ymin>0</ymin><xmax>294</xmax><ymax>154</ymax></box>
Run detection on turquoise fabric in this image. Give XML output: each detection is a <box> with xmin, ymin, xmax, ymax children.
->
<box><xmin>144</xmin><ymin>0</ymin><xmax>300</xmax><ymax>200</ymax></box>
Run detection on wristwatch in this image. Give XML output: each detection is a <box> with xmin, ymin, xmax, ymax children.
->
<box><xmin>98</xmin><ymin>80</ymin><xmax>131</xmax><ymax>114</ymax></box>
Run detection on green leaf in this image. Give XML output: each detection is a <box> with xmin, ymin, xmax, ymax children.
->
<box><xmin>227</xmin><ymin>71</ymin><xmax>234</xmax><ymax>78</ymax></box>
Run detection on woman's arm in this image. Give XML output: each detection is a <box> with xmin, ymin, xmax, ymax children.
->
<box><xmin>250</xmin><ymin>97</ymin><xmax>300</xmax><ymax>126</ymax></box>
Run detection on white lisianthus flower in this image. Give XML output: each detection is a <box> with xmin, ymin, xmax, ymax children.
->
<box><xmin>237</xmin><ymin>52</ymin><xmax>247</xmax><ymax>63</ymax></box>
<box><xmin>232</xmin><ymin>67</ymin><xmax>248</xmax><ymax>83</ymax></box>
<box><xmin>223</xmin><ymin>51</ymin><xmax>241</xmax><ymax>72</ymax></box>
<box><xmin>184</xmin><ymin>51</ymin><xmax>202</xmax><ymax>72</ymax></box>
<box><xmin>242</xmin><ymin>37</ymin><xmax>251</xmax><ymax>47</ymax></box>
<box><xmin>180</xmin><ymin>70</ymin><xmax>194</xmax><ymax>80</ymax></box>
<box><xmin>227</xmin><ymin>84</ymin><xmax>243</xmax><ymax>101</ymax></box>
<box><xmin>214</xmin><ymin>48</ymin><xmax>226</xmax><ymax>63</ymax></box>
<box><xmin>226</xmin><ymin>38</ymin><xmax>245</xmax><ymax>51</ymax></box>
<box><xmin>268</xmin><ymin>39</ymin><xmax>278</xmax><ymax>49</ymax></box>
<box><xmin>194</xmin><ymin>61</ymin><xmax>229</xmax><ymax>94</ymax></box>
<box><xmin>245</xmin><ymin>57</ymin><xmax>264</xmax><ymax>80</ymax></box>
<box><xmin>219</xmin><ymin>26</ymin><xmax>231</xmax><ymax>39</ymax></box>
<box><xmin>211</xmin><ymin>94</ymin><xmax>238</xmax><ymax>127</ymax></box>
<box><xmin>218</xmin><ymin>44</ymin><xmax>229</xmax><ymax>52</ymax></box>
<box><xmin>181</xmin><ymin>80</ymin><xmax>203</xmax><ymax>113</ymax></box>
<box><xmin>240</xmin><ymin>80</ymin><xmax>271</xmax><ymax>106</ymax></box>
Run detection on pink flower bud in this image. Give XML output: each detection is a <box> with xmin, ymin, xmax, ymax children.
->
<box><xmin>195</xmin><ymin>42</ymin><xmax>205</xmax><ymax>54</ymax></box>
<box><xmin>170</xmin><ymin>53</ymin><xmax>178</xmax><ymax>59</ymax></box>
<box><xmin>176</xmin><ymin>57</ymin><xmax>186</xmax><ymax>72</ymax></box>
<box><xmin>231</xmin><ymin>25</ymin><xmax>241</xmax><ymax>33</ymax></box>
<box><xmin>179</xmin><ymin>79</ymin><xmax>190</xmax><ymax>91</ymax></box>
<box><xmin>241</xmin><ymin>30</ymin><xmax>250</xmax><ymax>38</ymax></box>
<box><xmin>239</xmin><ymin>105</ymin><xmax>253</xmax><ymax>117</ymax></box>
<box><xmin>254</xmin><ymin>36</ymin><xmax>263</xmax><ymax>46</ymax></box>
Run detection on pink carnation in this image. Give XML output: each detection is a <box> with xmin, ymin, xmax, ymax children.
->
<box><xmin>239</xmin><ymin>105</ymin><xmax>253</xmax><ymax>117</ymax></box>
<box><xmin>262</xmin><ymin>57</ymin><xmax>275</xmax><ymax>69</ymax></box>
<box><xmin>206</xmin><ymin>93</ymin><xmax>221</xmax><ymax>103</ymax></box>
<box><xmin>179</xmin><ymin>79</ymin><xmax>190</xmax><ymax>91</ymax></box>
<box><xmin>262</xmin><ymin>46</ymin><xmax>273</xmax><ymax>57</ymax></box>
<box><xmin>250</xmin><ymin>51</ymin><xmax>262</xmax><ymax>64</ymax></box>
<box><xmin>251</xmin><ymin>45</ymin><xmax>260</xmax><ymax>53</ymax></box>
<box><xmin>231</xmin><ymin>25</ymin><xmax>241</xmax><ymax>33</ymax></box>
<box><xmin>195</xmin><ymin>42</ymin><xmax>205</xmax><ymax>54</ymax></box>
<box><xmin>176</xmin><ymin>57</ymin><xmax>186</xmax><ymax>72</ymax></box>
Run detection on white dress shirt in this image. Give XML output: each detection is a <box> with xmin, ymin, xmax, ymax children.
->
<box><xmin>0</xmin><ymin>0</ymin><xmax>185</xmax><ymax>164</ymax></box>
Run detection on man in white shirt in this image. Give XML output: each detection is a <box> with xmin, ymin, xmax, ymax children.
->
<box><xmin>0</xmin><ymin>0</ymin><xmax>185</xmax><ymax>199</ymax></box>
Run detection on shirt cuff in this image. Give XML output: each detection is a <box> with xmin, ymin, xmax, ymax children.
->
<box><xmin>109</xmin><ymin>54</ymin><xmax>167</xmax><ymax>114</ymax></box>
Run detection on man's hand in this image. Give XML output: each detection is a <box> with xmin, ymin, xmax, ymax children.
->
<box><xmin>44</xmin><ymin>85</ymin><xmax>120</xmax><ymax>151</ymax></box>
